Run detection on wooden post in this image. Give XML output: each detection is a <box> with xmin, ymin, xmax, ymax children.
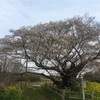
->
<box><xmin>91</xmin><ymin>92</ymin><xmax>94</xmax><ymax>100</ymax></box>
<box><xmin>62</xmin><ymin>89</ymin><xmax>65</xmax><ymax>100</ymax></box>
<box><xmin>24</xmin><ymin>57</ymin><xmax>28</xmax><ymax>99</ymax></box>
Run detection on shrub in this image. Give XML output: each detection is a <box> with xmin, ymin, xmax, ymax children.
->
<box><xmin>70</xmin><ymin>81</ymin><xmax>100</xmax><ymax>99</ymax></box>
<box><xmin>3</xmin><ymin>86</ymin><xmax>23</xmax><ymax>100</ymax></box>
<box><xmin>85</xmin><ymin>81</ymin><xmax>100</xmax><ymax>100</ymax></box>
<box><xmin>85</xmin><ymin>81</ymin><xmax>100</xmax><ymax>93</ymax></box>
<box><xmin>68</xmin><ymin>81</ymin><xmax>100</xmax><ymax>100</ymax></box>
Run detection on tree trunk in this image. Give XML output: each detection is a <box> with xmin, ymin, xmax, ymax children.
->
<box><xmin>53</xmin><ymin>74</ymin><xmax>78</xmax><ymax>90</ymax></box>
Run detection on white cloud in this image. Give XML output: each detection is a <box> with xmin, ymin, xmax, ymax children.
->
<box><xmin>0</xmin><ymin>0</ymin><xmax>100</xmax><ymax>38</ymax></box>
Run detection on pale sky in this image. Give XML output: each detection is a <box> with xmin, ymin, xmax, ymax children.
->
<box><xmin>0</xmin><ymin>0</ymin><xmax>100</xmax><ymax>38</ymax></box>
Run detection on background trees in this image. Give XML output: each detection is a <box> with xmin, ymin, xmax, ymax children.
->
<box><xmin>0</xmin><ymin>15</ymin><xmax>100</xmax><ymax>89</ymax></box>
<box><xmin>0</xmin><ymin>56</ymin><xmax>24</xmax><ymax>87</ymax></box>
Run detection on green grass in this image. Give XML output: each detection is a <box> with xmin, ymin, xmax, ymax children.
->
<box><xmin>22</xmin><ymin>87</ymin><xmax>62</xmax><ymax>100</ymax></box>
<box><xmin>18</xmin><ymin>81</ymin><xmax>91</xmax><ymax>100</ymax></box>
<box><xmin>0</xmin><ymin>80</ymin><xmax>93</xmax><ymax>100</ymax></box>
<box><xmin>0</xmin><ymin>85</ymin><xmax>92</xmax><ymax>100</ymax></box>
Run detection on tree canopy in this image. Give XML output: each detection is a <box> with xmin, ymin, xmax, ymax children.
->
<box><xmin>0</xmin><ymin>15</ymin><xmax>100</xmax><ymax>89</ymax></box>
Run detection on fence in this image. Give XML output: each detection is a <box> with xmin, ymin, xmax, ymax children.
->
<box><xmin>46</xmin><ymin>85</ymin><xmax>94</xmax><ymax>100</ymax></box>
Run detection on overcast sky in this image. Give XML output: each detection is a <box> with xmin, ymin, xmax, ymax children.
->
<box><xmin>0</xmin><ymin>0</ymin><xmax>100</xmax><ymax>38</ymax></box>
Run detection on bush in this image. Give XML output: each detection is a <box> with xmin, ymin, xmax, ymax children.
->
<box><xmin>85</xmin><ymin>81</ymin><xmax>100</xmax><ymax>92</ymax></box>
<box><xmin>3</xmin><ymin>86</ymin><xmax>23</xmax><ymax>100</ymax></box>
<box><xmin>72</xmin><ymin>81</ymin><xmax>100</xmax><ymax>100</ymax></box>
<box><xmin>85</xmin><ymin>81</ymin><xmax>100</xmax><ymax>100</ymax></box>
<box><xmin>70</xmin><ymin>81</ymin><xmax>100</xmax><ymax>100</ymax></box>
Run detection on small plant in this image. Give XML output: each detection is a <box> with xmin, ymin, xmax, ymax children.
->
<box><xmin>3</xmin><ymin>86</ymin><xmax>23</xmax><ymax>100</ymax></box>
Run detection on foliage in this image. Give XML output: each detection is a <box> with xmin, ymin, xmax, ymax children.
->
<box><xmin>85</xmin><ymin>81</ymin><xmax>100</xmax><ymax>93</ymax></box>
<box><xmin>0</xmin><ymin>15</ymin><xmax>100</xmax><ymax>88</ymax></box>
<box><xmin>22</xmin><ymin>87</ymin><xmax>62</xmax><ymax>100</ymax></box>
<box><xmin>3</xmin><ymin>86</ymin><xmax>23</xmax><ymax>100</ymax></box>
<box><xmin>72</xmin><ymin>81</ymin><xmax>100</xmax><ymax>100</ymax></box>
<box><xmin>85</xmin><ymin>81</ymin><xmax>100</xmax><ymax>100</ymax></box>
<box><xmin>0</xmin><ymin>56</ymin><xmax>24</xmax><ymax>87</ymax></box>
<box><xmin>70</xmin><ymin>83</ymin><xmax>82</xmax><ymax>92</ymax></box>
<box><xmin>1</xmin><ymin>81</ymin><xmax>100</xmax><ymax>100</ymax></box>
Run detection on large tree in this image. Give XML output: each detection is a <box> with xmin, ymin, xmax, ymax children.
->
<box><xmin>0</xmin><ymin>15</ymin><xmax>100</xmax><ymax>89</ymax></box>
